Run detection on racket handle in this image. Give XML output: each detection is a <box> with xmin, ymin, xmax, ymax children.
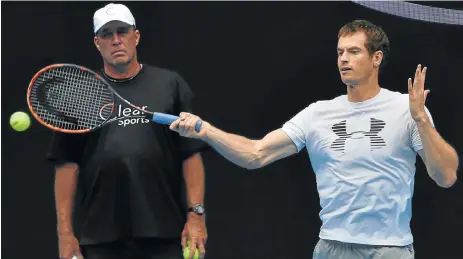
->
<box><xmin>152</xmin><ymin>112</ymin><xmax>202</xmax><ymax>133</ymax></box>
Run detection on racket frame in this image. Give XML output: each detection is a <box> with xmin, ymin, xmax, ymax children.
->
<box><xmin>27</xmin><ymin>64</ymin><xmax>144</xmax><ymax>133</ymax></box>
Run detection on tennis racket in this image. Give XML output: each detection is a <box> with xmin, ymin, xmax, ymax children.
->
<box><xmin>26</xmin><ymin>63</ymin><xmax>202</xmax><ymax>134</ymax></box>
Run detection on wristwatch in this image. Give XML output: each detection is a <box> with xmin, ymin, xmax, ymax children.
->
<box><xmin>188</xmin><ymin>204</ymin><xmax>206</xmax><ymax>216</ymax></box>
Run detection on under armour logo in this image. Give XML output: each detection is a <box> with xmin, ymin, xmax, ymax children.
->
<box><xmin>330</xmin><ymin>118</ymin><xmax>386</xmax><ymax>153</ymax></box>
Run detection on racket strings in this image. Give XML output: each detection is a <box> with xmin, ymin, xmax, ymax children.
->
<box><xmin>29</xmin><ymin>66</ymin><xmax>114</xmax><ymax>131</ymax></box>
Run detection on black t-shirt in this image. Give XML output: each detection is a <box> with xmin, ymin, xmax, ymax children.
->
<box><xmin>46</xmin><ymin>65</ymin><xmax>209</xmax><ymax>245</ymax></box>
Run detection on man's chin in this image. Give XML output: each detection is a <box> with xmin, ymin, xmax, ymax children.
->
<box><xmin>342</xmin><ymin>78</ymin><xmax>360</xmax><ymax>87</ymax></box>
<box><xmin>112</xmin><ymin>58</ymin><xmax>129</xmax><ymax>66</ymax></box>
<box><xmin>105</xmin><ymin>59</ymin><xmax>130</xmax><ymax>71</ymax></box>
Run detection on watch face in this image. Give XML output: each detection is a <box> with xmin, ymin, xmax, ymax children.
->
<box><xmin>194</xmin><ymin>205</ymin><xmax>205</xmax><ymax>214</ymax></box>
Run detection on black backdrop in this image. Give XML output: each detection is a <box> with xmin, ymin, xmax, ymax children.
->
<box><xmin>2</xmin><ymin>2</ymin><xmax>462</xmax><ymax>259</ymax></box>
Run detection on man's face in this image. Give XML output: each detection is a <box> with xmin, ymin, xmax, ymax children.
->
<box><xmin>337</xmin><ymin>31</ymin><xmax>380</xmax><ymax>86</ymax></box>
<box><xmin>94</xmin><ymin>21</ymin><xmax>140</xmax><ymax>67</ymax></box>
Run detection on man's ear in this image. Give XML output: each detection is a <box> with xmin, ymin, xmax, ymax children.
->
<box><xmin>373</xmin><ymin>50</ymin><xmax>383</xmax><ymax>68</ymax></box>
<box><xmin>135</xmin><ymin>29</ymin><xmax>140</xmax><ymax>46</ymax></box>
<box><xmin>94</xmin><ymin>36</ymin><xmax>100</xmax><ymax>51</ymax></box>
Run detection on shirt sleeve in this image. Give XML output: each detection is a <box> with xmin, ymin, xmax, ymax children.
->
<box><xmin>46</xmin><ymin>132</ymin><xmax>88</xmax><ymax>166</ymax></box>
<box><xmin>173</xmin><ymin>72</ymin><xmax>210</xmax><ymax>160</ymax></box>
<box><xmin>281</xmin><ymin>103</ymin><xmax>315</xmax><ymax>152</ymax></box>
<box><xmin>410</xmin><ymin>106</ymin><xmax>435</xmax><ymax>152</ymax></box>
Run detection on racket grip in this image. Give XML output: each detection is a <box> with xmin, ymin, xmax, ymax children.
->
<box><xmin>152</xmin><ymin>112</ymin><xmax>202</xmax><ymax>133</ymax></box>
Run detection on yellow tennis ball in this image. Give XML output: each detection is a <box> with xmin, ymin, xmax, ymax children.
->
<box><xmin>10</xmin><ymin>111</ymin><xmax>31</xmax><ymax>131</ymax></box>
<box><xmin>183</xmin><ymin>242</ymin><xmax>200</xmax><ymax>259</ymax></box>
<box><xmin>183</xmin><ymin>248</ymin><xmax>200</xmax><ymax>259</ymax></box>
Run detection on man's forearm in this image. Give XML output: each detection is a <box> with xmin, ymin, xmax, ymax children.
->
<box><xmin>416</xmin><ymin>117</ymin><xmax>459</xmax><ymax>187</ymax></box>
<box><xmin>183</xmin><ymin>154</ymin><xmax>205</xmax><ymax>208</ymax></box>
<box><xmin>202</xmin><ymin>124</ymin><xmax>261</xmax><ymax>169</ymax></box>
<box><xmin>55</xmin><ymin>163</ymin><xmax>79</xmax><ymax>235</ymax></box>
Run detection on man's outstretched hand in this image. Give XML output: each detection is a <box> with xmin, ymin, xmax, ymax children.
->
<box><xmin>408</xmin><ymin>64</ymin><xmax>430</xmax><ymax>123</ymax></box>
<box><xmin>170</xmin><ymin>112</ymin><xmax>209</xmax><ymax>139</ymax></box>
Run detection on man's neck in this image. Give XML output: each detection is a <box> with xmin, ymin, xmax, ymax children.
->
<box><xmin>104</xmin><ymin>60</ymin><xmax>141</xmax><ymax>79</ymax></box>
<box><xmin>346</xmin><ymin>77</ymin><xmax>381</xmax><ymax>103</ymax></box>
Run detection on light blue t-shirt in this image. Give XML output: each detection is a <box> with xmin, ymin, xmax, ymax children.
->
<box><xmin>281</xmin><ymin>88</ymin><xmax>434</xmax><ymax>246</ymax></box>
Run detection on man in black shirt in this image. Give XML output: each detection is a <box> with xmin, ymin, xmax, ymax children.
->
<box><xmin>47</xmin><ymin>3</ymin><xmax>209</xmax><ymax>259</ymax></box>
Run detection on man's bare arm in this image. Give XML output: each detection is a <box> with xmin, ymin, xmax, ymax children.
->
<box><xmin>55</xmin><ymin>163</ymin><xmax>79</xmax><ymax>235</ymax></box>
<box><xmin>416</xmin><ymin>119</ymin><xmax>459</xmax><ymax>188</ymax></box>
<box><xmin>203</xmin><ymin>126</ymin><xmax>298</xmax><ymax>169</ymax></box>
<box><xmin>183</xmin><ymin>153</ymin><xmax>205</xmax><ymax>208</ymax></box>
<box><xmin>170</xmin><ymin>113</ymin><xmax>299</xmax><ymax>170</ymax></box>
<box><xmin>182</xmin><ymin>153</ymin><xmax>208</xmax><ymax>257</ymax></box>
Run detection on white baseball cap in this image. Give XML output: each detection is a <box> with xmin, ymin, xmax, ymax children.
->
<box><xmin>93</xmin><ymin>3</ymin><xmax>136</xmax><ymax>34</ymax></box>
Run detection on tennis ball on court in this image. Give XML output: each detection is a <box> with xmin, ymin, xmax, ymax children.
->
<box><xmin>10</xmin><ymin>111</ymin><xmax>31</xmax><ymax>131</ymax></box>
